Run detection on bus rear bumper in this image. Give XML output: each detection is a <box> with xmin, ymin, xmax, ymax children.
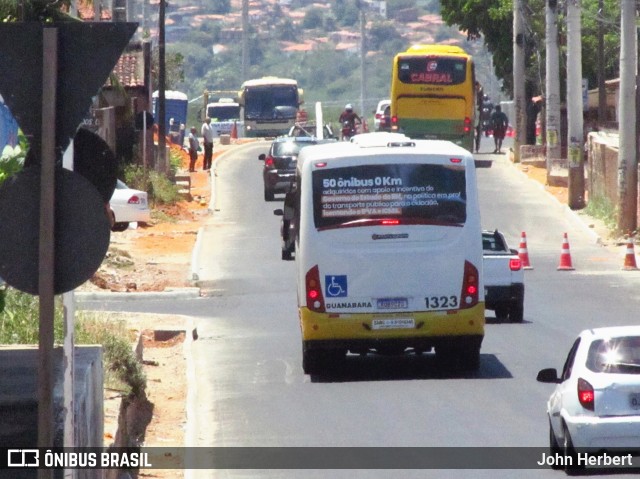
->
<box><xmin>299</xmin><ymin>304</ymin><xmax>485</xmax><ymax>352</ymax></box>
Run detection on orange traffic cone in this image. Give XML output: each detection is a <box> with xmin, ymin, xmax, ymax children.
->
<box><xmin>230</xmin><ymin>121</ymin><xmax>238</xmax><ymax>140</ymax></box>
<box><xmin>518</xmin><ymin>231</ymin><xmax>533</xmax><ymax>270</ymax></box>
<box><xmin>622</xmin><ymin>240</ymin><xmax>639</xmax><ymax>270</ymax></box>
<box><xmin>557</xmin><ymin>233</ymin><xmax>575</xmax><ymax>271</ymax></box>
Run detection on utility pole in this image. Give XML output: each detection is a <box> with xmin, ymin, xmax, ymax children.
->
<box><xmin>616</xmin><ymin>0</ymin><xmax>637</xmax><ymax>233</ymax></box>
<box><xmin>566</xmin><ymin>0</ymin><xmax>584</xmax><ymax>209</ymax></box>
<box><xmin>513</xmin><ymin>0</ymin><xmax>526</xmax><ymax>162</ymax></box>
<box><xmin>157</xmin><ymin>0</ymin><xmax>167</xmax><ymax>174</ymax></box>
<box><xmin>597</xmin><ymin>0</ymin><xmax>606</xmax><ymax>123</ymax></box>
<box><xmin>242</xmin><ymin>0</ymin><xmax>249</xmax><ymax>82</ymax></box>
<box><xmin>545</xmin><ymin>0</ymin><xmax>561</xmax><ymax>175</ymax></box>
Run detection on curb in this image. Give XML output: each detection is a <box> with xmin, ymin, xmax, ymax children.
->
<box><xmin>74</xmin><ymin>287</ymin><xmax>201</xmax><ymax>303</ymax></box>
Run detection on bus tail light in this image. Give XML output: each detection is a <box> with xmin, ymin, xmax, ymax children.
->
<box><xmin>460</xmin><ymin>260</ymin><xmax>479</xmax><ymax>309</ymax></box>
<box><xmin>464</xmin><ymin>117</ymin><xmax>472</xmax><ymax>133</ymax></box>
<box><xmin>577</xmin><ymin>378</ymin><xmax>595</xmax><ymax>411</ymax></box>
<box><xmin>391</xmin><ymin>116</ymin><xmax>398</xmax><ymax>131</ymax></box>
<box><xmin>305</xmin><ymin>265</ymin><xmax>325</xmax><ymax>313</ymax></box>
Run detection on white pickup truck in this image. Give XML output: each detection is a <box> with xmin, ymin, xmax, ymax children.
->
<box><xmin>483</xmin><ymin>230</ymin><xmax>525</xmax><ymax>322</ymax></box>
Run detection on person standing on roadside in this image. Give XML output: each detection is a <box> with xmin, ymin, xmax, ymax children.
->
<box><xmin>474</xmin><ymin>82</ymin><xmax>484</xmax><ymax>152</ymax></box>
<box><xmin>201</xmin><ymin>117</ymin><xmax>215</xmax><ymax>170</ymax></box>
<box><xmin>188</xmin><ymin>126</ymin><xmax>200</xmax><ymax>172</ymax></box>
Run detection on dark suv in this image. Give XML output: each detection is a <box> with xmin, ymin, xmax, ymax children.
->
<box><xmin>260</xmin><ymin>136</ymin><xmax>320</xmax><ymax>201</ymax></box>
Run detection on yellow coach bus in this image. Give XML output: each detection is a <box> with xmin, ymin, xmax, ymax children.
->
<box><xmin>390</xmin><ymin>45</ymin><xmax>476</xmax><ymax>151</ymax></box>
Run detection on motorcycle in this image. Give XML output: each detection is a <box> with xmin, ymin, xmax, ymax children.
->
<box><xmin>341</xmin><ymin>121</ymin><xmax>357</xmax><ymax>141</ymax></box>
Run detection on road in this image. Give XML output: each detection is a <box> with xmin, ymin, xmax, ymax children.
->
<box><xmin>95</xmin><ymin>140</ymin><xmax>640</xmax><ymax>478</ymax></box>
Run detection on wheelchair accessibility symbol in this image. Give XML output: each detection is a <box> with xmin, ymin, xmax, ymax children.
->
<box><xmin>325</xmin><ymin>275</ymin><xmax>347</xmax><ymax>297</ymax></box>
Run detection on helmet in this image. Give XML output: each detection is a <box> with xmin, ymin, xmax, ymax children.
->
<box><xmin>483</xmin><ymin>94</ymin><xmax>489</xmax><ymax>101</ymax></box>
<box><xmin>345</xmin><ymin>104</ymin><xmax>353</xmax><ymax>111</ymax></box>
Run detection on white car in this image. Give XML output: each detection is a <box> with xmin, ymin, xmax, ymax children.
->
<box><xmin>108</xmin><ymin>180</ymin><xmax>151</xmax><ymax>232</ymax></box>
<box><xmin>537</xmin><ymin>326</ymin><xmax>640</xmax><ymax>468</ymax></box>
<box><xmin>373</xmin><ymin>99</ymin><xmax>390</xmax><ymax>131</ymax></box>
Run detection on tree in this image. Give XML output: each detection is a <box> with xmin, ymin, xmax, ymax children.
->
<box><xmin>211</xmin><ymin>0</ymin><xmax>231</xmax><ymax>15</ymax></box>
<box><xmin>303</xmin><ymin>8</ymin><xmax>324</xmax><ymax>29</ymax></box>
<box><xmin>278</xmin><ymin>18</ymin><xmax>300</xmax><ymax>42</ymax></box>
<box><xmin>440</xmin><ymin>0</ymin><xmax>621</xmax><ymax>98</ymax></box>
<box><xmin>332</xmin><ymin>0</ymin><xmax>359</xmax><ymax>27</ymax></box>
<box><xmin>440</xmin><ymin>0</ymin><xmax>514</xmax><ymax>94</ymax></box>
<box><xmin>151</xmin><ymin>47</ymin><xmax>185</xmax><ymax>91</ymax></box>
<box><xmin>367</xmin><ymin>22</ymin><xmax>402</xmax><ymax>52</ymax></box>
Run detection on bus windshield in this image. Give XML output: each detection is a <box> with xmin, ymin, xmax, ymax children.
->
<box><xmin>312</xmin><ymin>164</ymin><xmax>467</xmax><ymax>230</ymax></box>
<box><xmin>398</xmin><ymin>56</ymin><xmax>467</xmax><ymax>85</ymax></box>
<box><xmin>207</xmin><ymin>105</ymin><xmax>240</xmax><ymax>121</ymax></box>
<box><xmin>244</xmin><ymin>86</ymin><xmax>298</xmax><ymax>120</ymax></box>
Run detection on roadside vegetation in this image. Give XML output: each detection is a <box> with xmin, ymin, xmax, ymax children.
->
<box><xmin>0</xmin><ymin>288</ymin><xmax>146</xmax><ymax>398</ymax></box>
<box><xmin>584</xmin><ymin>194</ymin><xmax>619</xmax><ymax>235</ymax></box>
<box><xmin>0</xmin><ymin>130</ymin><xmax>187</xmax><ymax>402</ymax></box>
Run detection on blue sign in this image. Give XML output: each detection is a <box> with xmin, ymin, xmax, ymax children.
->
<box><xmin>325</xmin><ymin>275</ymin><xmax>347</xmax><ymax>298</ymax></box>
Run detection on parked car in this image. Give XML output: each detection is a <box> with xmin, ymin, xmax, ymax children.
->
<box><xmin>373</xmin><ymin>99</ymin><xmax>391</xmax><ymax>131</ymax></box>
<box><xmin>259</xmin><ymin>136</ymin><xmax>321</xmax><ymax>201</ymax></box>
<box><xmin>108</xmin><ymin>180</ymin><xmax>151</xmax><ymax>232</ymax></box>
<box><xmin>537</xmin><ymin>326</ymin><xmax>640</xmax><ymax>471</ymax></box>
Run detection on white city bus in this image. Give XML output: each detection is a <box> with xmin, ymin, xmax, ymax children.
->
<box><xmin>294</xmin><ymin>133</ymin><xmax>485</xmax><ymax>374</ymax></box>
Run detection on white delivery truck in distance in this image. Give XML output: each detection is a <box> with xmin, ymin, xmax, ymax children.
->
<box><xmin>205</xmin><ymin>98</ymin><xmax>243</xmax><ymax>137</ymax></box>
<box><xmin>294</xmin><ymin>133</ymin><xmax>485</xmax><ymax>375</ymax></box>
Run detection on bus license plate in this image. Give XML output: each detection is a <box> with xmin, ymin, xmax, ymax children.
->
<box><xmin>377</xmin><ymin>298</ymin><xmax>408</xmax><ymax>309</ymax></box>
<box><xmin>630</xmin><ymin>393</ymin><xmax>640</xmax><ymax>410</ymax></box>
<box><xmin>371</xmin><ymin>318</ymin><xmax>415</xmax><ymax>330</ymax></box>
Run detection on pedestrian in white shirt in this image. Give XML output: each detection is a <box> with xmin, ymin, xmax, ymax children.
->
<box><xmin>201</xmin><ymin>117</ymin><xmax>215</xmax><ymax>170</ymax></box>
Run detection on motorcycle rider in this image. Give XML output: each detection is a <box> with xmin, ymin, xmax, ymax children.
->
<box><xmin>338</xmin><ymin>104</ymin><xmax>361</xmax><ymax>140</ymax></box>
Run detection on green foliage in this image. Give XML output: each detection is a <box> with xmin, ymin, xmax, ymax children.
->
<box><xmin>151</xmin><ymin>46</ymin><xmax>186</xmax><ymax>91</ymax></box>
<box><xmin>303</xmin><ymin>8</ymin><xmax>324</xmax><ymax>30</ymax></box>
<box><xmin>0</xmin><ymin>0</ymin><xmax>76</xmax><ymax>22</ymax></box>
<box><xmin>75</xmin><ymin>314</ymin><xmax>146</xmax><ymax>398</ymax></box>
<box><xmin>440</xmin><ymin>0</ymin><xmax>622</xmax><ymax>98</ymax></box>
<box><xmin>0</xmin><ymin>287</ymin><xmax>147</xmax><ymax>398</ymax></box>
<box><xmin>0</xmin><ymin>131</ymin><xmax>26</xmax><ymax>185</ymax></box>
<box><xmin>123</xmin><ymin>164</ymin><xmax>179</xmax><ymax>206</ymax></box>
<box><xmin>278</xmin><ymin>18</ymin><xmax>300</xmax><ymax>41</ymax></box>
<box><xmin>0</xmin><ymin>288</ymin><xmax>57</xmax><ymax>344</ymax></box>
<box><xmin>331</xmin><ymin>0</ymin><xmax>359</xmax><ymax>27</ymax></box>
<box><xmin>368</xmin><ymin>22</ymin><xmax>403</xmax><ymax>52</ymax></box>
<box><xmin>211</xmin><ymin>0</ymin><xmax>231</xmax><ymax>14</ymax></box>
<box><xmin>584</xmin><ymin>193</ymin><xmax>617</xmax><ymax>232</ymax></box>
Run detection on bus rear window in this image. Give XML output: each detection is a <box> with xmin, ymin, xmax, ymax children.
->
<box><xmin>398</xmin><ymin>56</ymin><xmax>467</xmax><ymax>85</ymax></box>
<box><xmin>245</xmin><ymin>86</ymin><xmax>298</xmax><ymax>119</ymax></box>
<box><xmin>312</xmin><ymin>164</ymin><xmax>467</xmax><ymax>230</ymax></box>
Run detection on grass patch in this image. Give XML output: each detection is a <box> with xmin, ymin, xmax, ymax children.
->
<box><xmin>151</xmin><ymin>209</ymin><xmax>177</xmax><ymax>224</ymax></box>
<box><xmin>123</xmin><ymin>164</ymin><xmax>180</xmax><ymax>206</ymax></box>
<box><xmin>0</xmin><ymin>288</ymin><xmax>146</xmax><ymax>398</ymax></box>
<box><xmin>584</xmin><ymin>194</ymin><xmax>617</xmax><ymax>232</ymax></box>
